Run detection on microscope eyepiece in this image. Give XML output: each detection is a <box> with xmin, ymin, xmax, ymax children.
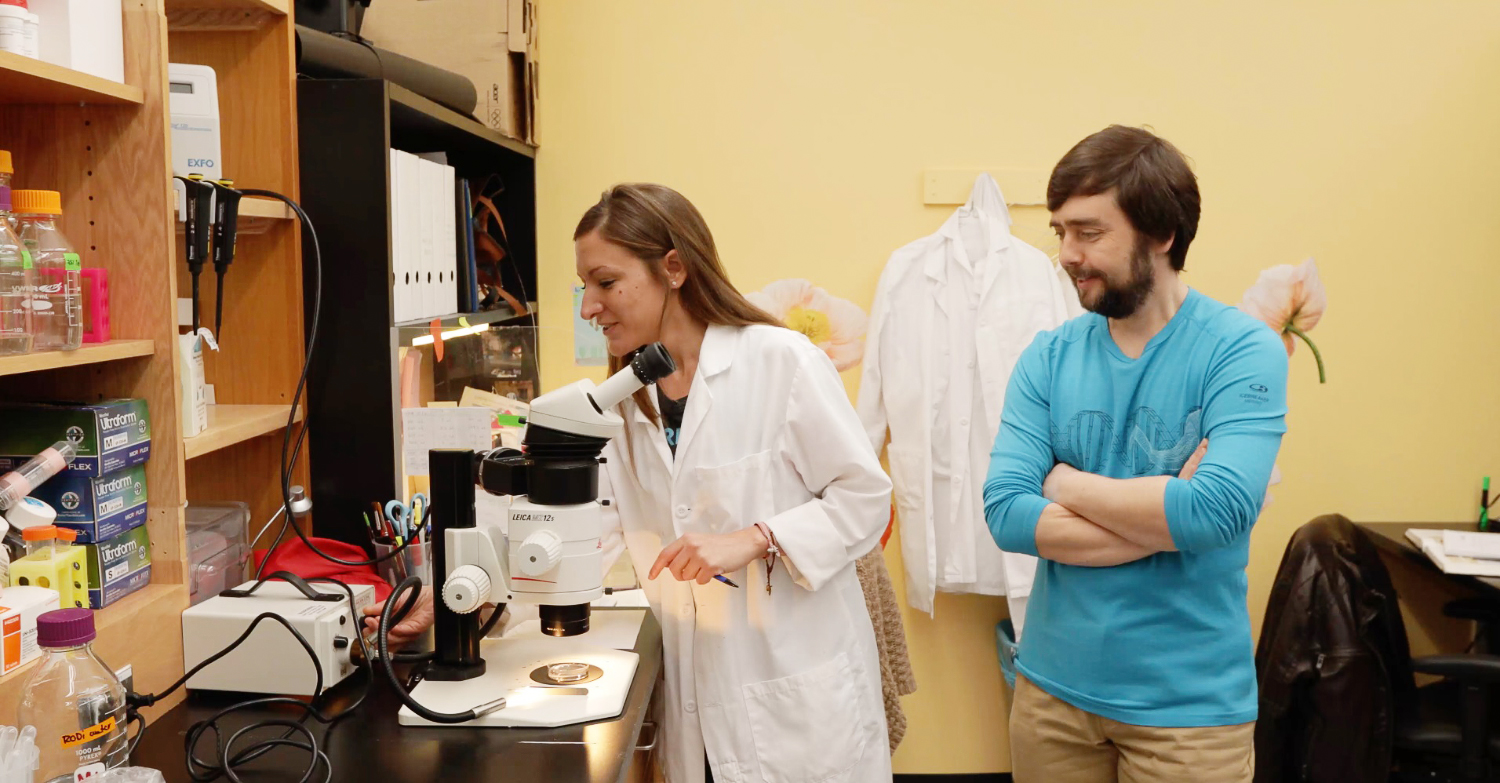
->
<box><xmin>630</xmin><ymin>342</ymin><xmax>676</xmax><ymax>385</ymax></box>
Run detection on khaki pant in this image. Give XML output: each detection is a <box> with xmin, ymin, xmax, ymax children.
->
<box><xmin>1010</xmin><ymin>674</ymin><xmax>1254</xmax><ymax>783</ymax></box>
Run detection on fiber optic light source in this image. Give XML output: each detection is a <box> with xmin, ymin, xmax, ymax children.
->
<box><xmin>412</xmin><ymin>324</ymin><xmax>488</xmax><ymax>346</ymax></box>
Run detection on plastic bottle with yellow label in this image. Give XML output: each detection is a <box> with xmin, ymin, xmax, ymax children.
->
<box><xmin>18</xmin><ymin>609</ymin><xmax>127</xmax><ymax>782</ymax></box>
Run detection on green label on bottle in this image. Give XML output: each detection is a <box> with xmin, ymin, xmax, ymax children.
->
<box><xmin>20</xmin><ymin>249</ymin><xmax>31</xmax><ymax>270</ymax></box>
<box><xmin>64</xmin><ymin>252</ymin><xmax>81</xmax><ymax>272</ymax></box>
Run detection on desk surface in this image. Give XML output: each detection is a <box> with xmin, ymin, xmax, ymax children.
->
<box><xmin>131</xmin><ymin>608</ymin><xmax>662</xmax><ymax>783</ymax></box>
<box><xmin>1359</xmin><ymin>521</ymin><xmax>1500</xmax><ymax>595</ymax></box>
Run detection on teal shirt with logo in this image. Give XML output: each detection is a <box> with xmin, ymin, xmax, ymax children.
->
<box><xmin>984</xmin><ymin>288</ymin><xmax>1288</xmax><ymax>727</ymax></box>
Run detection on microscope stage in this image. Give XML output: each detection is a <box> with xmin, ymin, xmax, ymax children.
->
<box><xmin>399</xmin><ymin>627</ymin><xmax>641</xmax><ymax>728</ymax></box>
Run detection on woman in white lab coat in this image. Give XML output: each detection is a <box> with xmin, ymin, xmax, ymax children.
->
<box><xmin>577</xmin><ymin>183</ymin><xmax>893</xmax><ymax>783</ymax></box>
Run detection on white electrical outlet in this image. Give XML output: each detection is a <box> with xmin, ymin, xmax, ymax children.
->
<box><xmin>115</xmin><ymin>663</ymin><xmax>133</xmax><ymax>694</ymax></box>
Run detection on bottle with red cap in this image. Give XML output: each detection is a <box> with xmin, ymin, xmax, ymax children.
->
<box><xmin>17</xmin><ymin>608</ymin><xmax>127</xmax><ymax>782</ymax></box>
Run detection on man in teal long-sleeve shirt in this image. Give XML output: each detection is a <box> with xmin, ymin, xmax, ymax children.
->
<box><xmin>984</xmin><ymin>126</ymin><xmax>1288</xmax><ymax>783</ymax></box>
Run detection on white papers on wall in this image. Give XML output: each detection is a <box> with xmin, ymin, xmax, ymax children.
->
<box><xmin>400</xmin><ymin>406</ymin><xmax>494</xmax><ymax>475</ymax></box>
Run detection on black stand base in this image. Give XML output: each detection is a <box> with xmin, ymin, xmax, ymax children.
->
<box><xmin>423</xmin><ymin>660</ymin><xmax>488</xmax><ymax>682</ymax></box>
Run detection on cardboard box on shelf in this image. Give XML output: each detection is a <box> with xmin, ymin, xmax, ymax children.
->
<box><xmin>83</xmin><ymin>525</ymin><xmax>151</xmax><ymax>609</ymax></box>
<box><xmin>31</xmin><ymin>464</ymin><xmax>148</xmax><ymax>544</ymax></box>
<box><xmin>359</xmin><ymin>0</ymin><xmax>535</xmax><ymax>144</ymax></box>
<box><xmin>0</xmin><ymin>586</ymin><xmax>61</xmax><ymax>675</ymax></box>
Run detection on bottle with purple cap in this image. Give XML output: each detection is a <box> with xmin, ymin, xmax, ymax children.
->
<box><xmin>17</xmin><ymin>608</ymin><xmax>127</xmax><ymax>782</ymax></box>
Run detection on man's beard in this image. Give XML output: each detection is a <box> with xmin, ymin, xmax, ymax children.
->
<box><xmin>1075</xmin><ymin>237</ymin><xmax>1156</xmax><ymax>319</ymax></box>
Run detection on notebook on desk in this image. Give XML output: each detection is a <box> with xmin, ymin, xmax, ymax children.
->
<box><xmin>1405</xmin><ymin>528</ymin><xmax>1500</xmax><ymax>577</ymax></box>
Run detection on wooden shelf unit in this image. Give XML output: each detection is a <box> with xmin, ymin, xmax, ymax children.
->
<box><xmin>0</xmin><ymin>50</ymin><xmax>144</xmax><ymax>105</ymax></box>
<box><xmin>169</xmin><ymin>5</ymin><xmax>308</xmax><ymax>536</ymax></box>
<box><xmin>0</xmin><ymin>0</ymin><xmax>306</xmax><ymax>721</ymax></box>
<box><xmin>184</xmin><ymin>404</ymin><xmax>303</xmax><ymax>460</ymax></box>
<box><xmin>0</xmin><ymin>340</ymin><xmax>155</xmax><ymax>378</ymax></box>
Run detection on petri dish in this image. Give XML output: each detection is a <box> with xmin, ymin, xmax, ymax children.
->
<box><xmin>547</xmin><ymin>662</ymin><xmax>590</xmax><ymax>683</ymax></box>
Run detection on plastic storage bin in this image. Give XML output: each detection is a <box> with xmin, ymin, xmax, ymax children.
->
<box><xmin>185</xmin><ymin>501</ymin><xmax>249</xmax><ymax>606</ymax></box>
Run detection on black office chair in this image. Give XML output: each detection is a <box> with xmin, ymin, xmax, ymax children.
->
<box><xmin>1393</xmin><ymin>599</ymin><xmax>1500</xmax><ymax>783</ymax></box>
<box><xmin>1254</xmin><ymin>516</ymin><xmax>1500</xmax><ymax>783</ymax></box>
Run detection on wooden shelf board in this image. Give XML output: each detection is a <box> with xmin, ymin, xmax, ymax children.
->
<box><xmin>175</xmin><ymin>196</ymin><xmax>291</xmax><ymax>236</ymax></box>
<box><xmin>388</xmin><ymin>83</ymin><xmax>536</xmax><ymax>160</ymax></box>
<box><xmin>165</xmin><ymin>0</ymin><xmax>287</xmax><ymax>30</ymax></box>
<box><xmin>0</xmin><ymin>583</ymin><xmax>183</xmax><ymax>688</ymax></box>
<box><xmin>0</xmin><ymin>339</ymin><xmax>155</xmax><ymax>378</ymax></box>
<box><xmin>239</xmin><ymin>197</ymin><xmax>292</xmax><ymax>221</ymax></box>
<box><xmin>184</xmin><ymin>404</ymin><xmax>303</xmax><ymax>460</ymax></box>
<box><xmin>169</xmin><ymin>0</ymin><xmax>287</xmax><ymax>13</ymax></box>
<box><xmin>394</xmin><ymin>301</ymin><xmax>534</xmax><ymax>330</ymax></box>
<box><xmin>0</xmin><ymin>51</ymin><xmax>143</xmax><ymax>105</ymax></box>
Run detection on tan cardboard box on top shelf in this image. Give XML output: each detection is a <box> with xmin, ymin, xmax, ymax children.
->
<box><xmin>359</xmin><ymin>0</ymin><xmax>537</xmax><ymax>145</ymax></box>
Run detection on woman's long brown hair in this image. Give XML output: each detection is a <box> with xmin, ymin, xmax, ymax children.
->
<box><xmin>574</xmin><ymin>183</ymin><xmax>781</xmax><ymax>437</ymax></box>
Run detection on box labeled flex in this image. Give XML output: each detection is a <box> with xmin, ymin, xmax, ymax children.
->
<box><xmin>32</xmin><ymin>464</ymin><xmax>148</xmax><ymax>543</ymax></box>
<box><xmin>0</xmin><ymin>399</ymin><xmax>151</xmax><ymax>477</ymax></box>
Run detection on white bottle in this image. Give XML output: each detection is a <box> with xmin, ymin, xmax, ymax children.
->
<box><xmin>13</xmin><ymin>190</ymin><xmax>80</xmax><ymax>351</ymax></box>
<box><xmin>24</xmin><ymin>12</ymin><xmax>38</xmax><ymax>59</ymax></box>
<box><xmin>0</xmin><ymin>5</ymin><xmax>26</xmax><ymax>56</ymax></box>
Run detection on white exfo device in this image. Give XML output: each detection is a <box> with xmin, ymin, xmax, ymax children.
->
<box><xmin>181</xmin><ymin>578</ymin><xmax>374</xmax><ymax>697</ymax></box>
<box><xmin>167</xmin><ymin>63</ymin><xmax>222</xmax><ymax>218</ymax></box>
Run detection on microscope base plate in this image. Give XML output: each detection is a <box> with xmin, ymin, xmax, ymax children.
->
<box><xmin>398</xmin><ymin>634</ymin><xmax>640</xmax><ymax>728</ymax></box>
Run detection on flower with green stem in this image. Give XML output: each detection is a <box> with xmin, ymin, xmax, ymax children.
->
<box><xmin>1237</xmin><ymin>258</ymin><xmax>1327</xmax><ymax>383</ymax></box>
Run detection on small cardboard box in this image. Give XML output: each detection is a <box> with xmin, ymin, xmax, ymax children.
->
<box><xmin>32</xmin><ymin>464</ymin><xmax>148</xmax><ymax>544</ymax></box>
<box><xmin>360</xmin><ymin>0</ymin><xmax>534</xmax><ymax>143</ymax></box>
<box><xmin>83</xmin><ymin>525</ymin><xmax>151</xmax><ymax>609</ymax></box>
<box><xmin>0</xmin><ymin>586</ymin><xmax>61</xmax><ymax>675</ymax></box>
<box><xmin>0</xmin><ymin>399</ymin><xmax>151</xmax><ymax>477</ymax></box>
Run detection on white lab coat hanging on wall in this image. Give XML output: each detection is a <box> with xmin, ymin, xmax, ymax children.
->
<box><xmin>857</xmin><ymin>174</ymin><xmax>1082</xmax><ymax>629</ymax></box>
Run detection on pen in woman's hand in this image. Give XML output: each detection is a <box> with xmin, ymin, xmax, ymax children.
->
<box><xmin>714</xmin><ymin>574</ymin><xmax>740</xmax><ymax>588</ymax></box>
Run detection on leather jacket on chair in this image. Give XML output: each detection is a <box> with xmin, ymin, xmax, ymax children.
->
<box><xmin>1254</xmin><ymin>514</ymin><xmax>1418</xmax><ymax>783</ymax></box>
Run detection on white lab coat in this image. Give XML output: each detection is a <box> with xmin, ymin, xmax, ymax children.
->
<box><xmin>600</xmin><ymin>324</ymin><xmax>893</xmax><ymax>783</ymax></box>
<box><xmin>856</xmin><ymin>174</ymin><xmax>1081</xmax><ymax>624</ymax></box>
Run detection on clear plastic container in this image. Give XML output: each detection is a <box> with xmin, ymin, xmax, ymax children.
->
<box><xmin>21</xmin><ymin>525</ymin><xmax>54</xmax><ymax>558</ymax></box>
<box><xmin>0</xmin><ymin>153</ymin><xmax>28</xmax><ymax>356</ymax></box>
<box><xmin>185</xmin><ymin>502</ymin><xmax>249</xmax><ymax>606</ymax></box>
<box><xmin>13</xmin><ymin>191</ymin><xmax>80</xmax><ymax>352</ymax></box>
<box><xmin>0</xmin><ymin>206</ymin><xmax>32</xmax><ymax>356</ymax></box>
<box><xmin>0</xmin><ymin>441</ymin><xmax>77</xmax><ymax>511</ymax></box>
<box><xmin>18</xmin><ymin>609</ymin><xmax>127</xmax><ymax>783</ymax></box>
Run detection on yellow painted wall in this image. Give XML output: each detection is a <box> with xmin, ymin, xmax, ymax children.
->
<box><xmin>532</xmin><ymin>1</ymin><xmax>1500</xmax><ymax>773</ymax></box>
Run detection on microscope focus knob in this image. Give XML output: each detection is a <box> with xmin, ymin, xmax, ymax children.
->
<box><xmin>443</xmin><ymin>566</ymin><xmax>492</xmax><ymax>614</ymax></box>
<box><xmin>517</xmin><ymin>531</ymin><xmax>564</xmax><ymax>577</ymax></box>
